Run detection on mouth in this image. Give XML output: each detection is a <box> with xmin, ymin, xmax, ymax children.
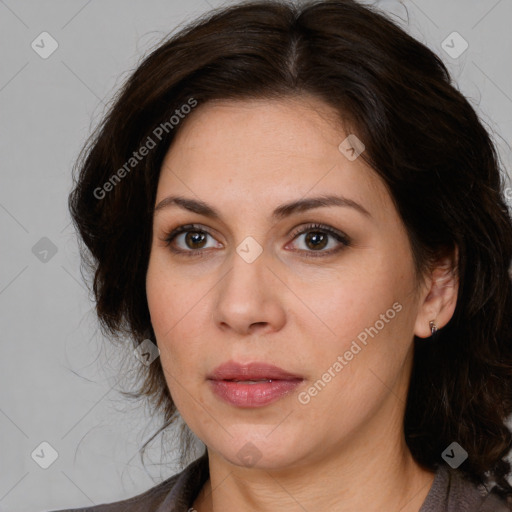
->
<box><xmin>207</xmin><ymin>360</ymin><xmax>303</xmax><ymax>381</ymax></box>
<box><xmin>223</xmin><ymin>379</ymin><xmax>277</xmax><ymax>383</ymax></box>
<box><xmin>207</xmin><ymin>361</ymin><xmax>304</xmax><ymax>407</ymax></box>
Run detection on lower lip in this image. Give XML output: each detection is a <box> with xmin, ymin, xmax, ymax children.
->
<box><xmin>208</xmin><ymin>379</ymin><xmax>303</xmax><ymax>407</ymax></box>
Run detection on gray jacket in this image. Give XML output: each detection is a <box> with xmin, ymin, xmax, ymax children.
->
<box><xmin>46</xmin><ymin>454</ymin><xmax>510</xmax><ymax>511</ymax></box>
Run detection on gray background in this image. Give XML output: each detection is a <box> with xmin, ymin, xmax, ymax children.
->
<box><xmin>1</xmin><ymin>0</ymin><xmax>511</xmax><ymax>511</ymax></box>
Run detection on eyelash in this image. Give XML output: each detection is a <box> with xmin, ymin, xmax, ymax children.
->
<box><xmin>161</xmin><ymin>223</ymin><xmax>351</xmax><ymax>259</ymax></box>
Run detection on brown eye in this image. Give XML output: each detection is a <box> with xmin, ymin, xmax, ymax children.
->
<box><xmin>162</xmin><ymin>224</ymin><xmax>221</xmax><ymax>256</ymax></box>
<box><xmin>288</xmin><ymin>223</ymin><xmax>350</xmax><ymax>258</ymax></box>
<box><xmin>183</xmin><ymin>231</ymin><xmax>208</xmax><ymax>250</ymax></box>
<box><xmin>303</xmin><ymin>231</ymin><xmax>329</xmax><ymax>251</ymax></box>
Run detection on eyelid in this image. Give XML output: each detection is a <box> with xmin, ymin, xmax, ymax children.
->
<box><xmin>160</xmin><ymin>223</ymin><xmax>221</xmax><ymax>251</ymax></box>
<box><xmin>288</xmin><ymin>222</ymin><xmax>350</xmax><ymax>245</ymax></box>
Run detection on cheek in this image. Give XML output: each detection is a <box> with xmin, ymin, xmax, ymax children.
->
<box><xmin>298</xmin><ymin>253</ymin><xmax>415</xmax><ymax>386</ymax></box>
<box><xmin>145</xmin><ymin>274</ymin><xmax>199</xmax><ymax>411</ymax></box>
<box><xmin>146</xmin><ymin>259</ymin><xmax>211</xmax><ymax>381</ymax></box>
<box><xmin>146</xmin><ymin>272</ymin><xmax>172</xmax><ymax>340</ymax></box>
<box><xmin>301</xmin><ymin>263</ymin><xmax>401</xmax><ymax>340</ymax></box>
<box><xmin>146</xmin><ymin>260</ymin><xmax>183</xmax><ymax>369</ymax></box>
<box><xmin>146</xmin><ymin>252</ymin><xmax>201</xmax><ymax>338</ymax></box>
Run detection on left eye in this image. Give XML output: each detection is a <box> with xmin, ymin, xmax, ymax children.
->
<box><xmin>287</xmin><ymin>223</ymin><xmax>350</xmax><ymax>257</ymax></box>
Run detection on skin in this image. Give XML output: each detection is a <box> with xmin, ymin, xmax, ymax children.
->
<box><xmin>145</xmin><ymin>95</ymin><xmax>459</xmax><ymax>512</ymax></box>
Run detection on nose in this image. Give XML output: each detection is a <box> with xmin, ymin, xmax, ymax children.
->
<box><xmin>212</xmin><ymin>246</ymin><xmax>287</xmax><ymax>336</ymax></box>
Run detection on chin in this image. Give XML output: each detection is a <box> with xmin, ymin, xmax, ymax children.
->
<box><xmin>211</xmin><ymin>433</ymin><xmax>308</xmax><ymax>470</ymax></box>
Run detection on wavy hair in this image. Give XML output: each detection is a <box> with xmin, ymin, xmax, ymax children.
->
<box><xmin>68</xmin><ymin>0</ymin><xmax>512</xmax><ymax>496</ymax></box>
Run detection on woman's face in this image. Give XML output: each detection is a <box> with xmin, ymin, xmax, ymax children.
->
<box><xmin>146</xmin><ymin>96</ymin><xmax>430</xmax><ymax>470</ymax></box>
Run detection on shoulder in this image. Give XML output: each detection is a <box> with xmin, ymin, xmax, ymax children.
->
<box><xmin>451</xmin><ymin>469</ymin><xmax>511</xmax><ymax>512</ymax></box>
<box><xmin>45</xmin><ymin>454</ymin><xmax>209</xmax><ymax>512</ymax></box>
<box><xmin>420</xmin><ymin>464</ymin><xmax>512</xmax><ymax>512</ymax></box>
<box><xmin>46</xmin><ymin>474</ymin><xmax>181</xmax><ymax>512</ymax></box>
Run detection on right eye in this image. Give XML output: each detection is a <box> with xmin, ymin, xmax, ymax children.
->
<box><xmin>162</xmin><ymin>224</ymin><xmax>222</xmax><ymax>257</ymax></box>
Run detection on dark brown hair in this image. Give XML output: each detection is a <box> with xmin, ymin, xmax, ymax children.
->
<box><xmin>68</xmin><ymin>0</ymin><xmax>512</xmax><ymax>496</ymax></box>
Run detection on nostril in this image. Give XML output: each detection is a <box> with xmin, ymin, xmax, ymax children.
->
<box><xmin>249</xmin><ymin>322</ymin><xmax>269</xmax><ymax>332</ymax></box>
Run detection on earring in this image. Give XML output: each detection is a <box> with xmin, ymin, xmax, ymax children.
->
<box><xmin>429</xmin><ymin>320</ymin><xmax>438</xmax><ymax>336</ymax></box>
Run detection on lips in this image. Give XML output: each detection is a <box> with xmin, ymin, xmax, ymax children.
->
<box><xmin>207</xmin><ymin>361</ymin><xmax>304</xmax><ymax>407</ymax></box>
<box><xmin>208</xmin><ymin>361</ymin><xmax>303</xmax><ymax>381</ymax></box>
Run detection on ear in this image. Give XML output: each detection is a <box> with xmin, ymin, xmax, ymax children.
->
<box><xmin>414</xmin><ymin>246</ymin><xmax>459</xmax><ymax>338</ymax></box>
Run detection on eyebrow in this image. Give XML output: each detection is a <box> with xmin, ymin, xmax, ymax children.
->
<box><xmin>154</xmin><ymin>194</ymin><xmax>372</xmax><ymax>220</ymax></box>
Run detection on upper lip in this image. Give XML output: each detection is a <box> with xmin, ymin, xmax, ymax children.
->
<box><xmin>208</xmin><ymin>361</ymin><xmax>303</xmax><ymax>381</ymax></box>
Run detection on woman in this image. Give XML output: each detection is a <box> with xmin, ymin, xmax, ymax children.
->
<box><xmin>52</xmin><ymin>0</ymin><xmax>512</xmax><ymax>510</ymax></box>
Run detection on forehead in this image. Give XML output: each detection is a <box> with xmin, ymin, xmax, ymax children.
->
<box><xmin>167</xmin><ymin>95</ymin><xmax>347</xmax><ymax>158</ymax></box>
<box><xmin>156</xmin><ymin>96</ymin><xmax>391</xmax><ymax>220</ymax></box>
